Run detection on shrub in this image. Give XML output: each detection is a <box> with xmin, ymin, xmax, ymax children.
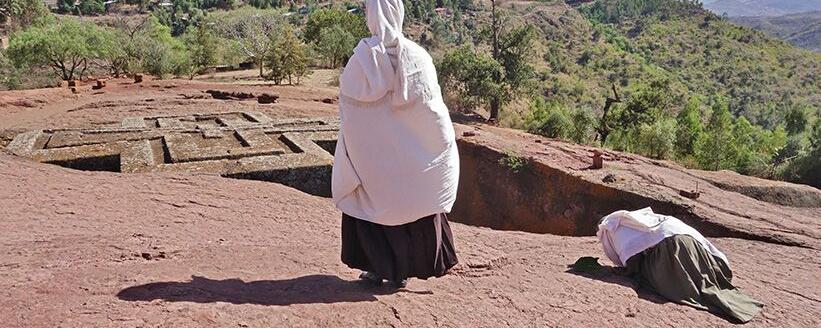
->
<box><xmin>635</xmin><ymin>117</ymin><xmax>675</xmax><ymax>159</ymax></box>
<box><xmin>499</xmin><ymin>152</ymin><xmax>528</xmax><ymax>173</ymax></box>
<box><xmin>570</xmin><ymin>109</ymin><xmax>596</xmax><ymax>144</ymax></box>
<box><xmin>526</xmin><ymin>98</ymin><xmax>573</xmax><ymax>140</ymax></box>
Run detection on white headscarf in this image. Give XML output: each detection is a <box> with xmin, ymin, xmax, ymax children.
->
<box><xmin>332</xmin><ymin>0</ymin><xmax>460</xmax><ymax>226</ymax></box>
<box><xmin>597</xmin><ymin>208</ymin><xmax>730</xmax><ymax>267</ymax></box>
<box><xmin>366</xmin><ymin>0</ymin><xmax>404</xmax><ymax>48</ymax></box>
<box><xmin>339</xmin><ymin>0</ymin><xmax>410</xmax><ymax>104</ymax></box>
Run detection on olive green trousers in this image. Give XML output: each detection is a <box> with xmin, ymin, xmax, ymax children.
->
<box><xmin>626</xmin><ymin>235</ymin><xmax>763</xmax><ymax>323</ymax></box>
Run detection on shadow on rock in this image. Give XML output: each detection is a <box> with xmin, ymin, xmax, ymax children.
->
<box><xmin>117</xmin><ymin>274</ymin><xmax>390</xmax><ymax>306</ymax></box>
<box><xmin>564</xmin><ymin>265</ymin><xmax>668</xmax><ymax>305</ymax></box>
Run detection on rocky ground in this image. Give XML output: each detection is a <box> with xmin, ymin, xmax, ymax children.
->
<box><xmin>1</xmin><ymin>77</ymin><xmax>819</xmax><ymax>327</ymax></box>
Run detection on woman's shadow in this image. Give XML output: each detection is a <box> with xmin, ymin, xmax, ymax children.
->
<box><xmin>117</xmin><ymin>275</ymin><xmax>394</xmax><ymax>306</ymax></box>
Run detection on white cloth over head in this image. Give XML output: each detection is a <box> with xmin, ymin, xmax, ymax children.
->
<box><xmin>597</xmin><ymin>208</ymin><xmax>730</xmax><ymax>267</ymax></box>
<box><xmin>331</xmin><ymin>0</ymin><xmax>460</xmax><ymax>226</ymax></box>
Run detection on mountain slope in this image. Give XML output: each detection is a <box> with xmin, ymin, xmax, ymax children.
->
<box><xmin>704</xmin><ymin>0</ymin><xmax>821</xmax><ymax>17</ymax></box>
<box><xmin>731</xmin><ymin>11</ymin><xmax>821</xmax><ymax>51</ymax></box>
<box><xmin>460</xmin><ymin>0</ymin><xmax>821</xmax><ymax>127</ymax></box>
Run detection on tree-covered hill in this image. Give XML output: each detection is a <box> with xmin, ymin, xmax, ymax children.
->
<box><xmin>411</xmin><ymin>0</ymin><xmax>819</xmax><ymax>186</ymax></box>
<box><xmin>413</xmin><ymin>0</ymin><xmax>819</xmax><ymax>128</ymax></box>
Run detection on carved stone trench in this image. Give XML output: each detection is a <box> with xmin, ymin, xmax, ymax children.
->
<box><xmin>9</xmin><ymin>114</ymin><xmax>800</xmax><ymax>241</ymax></box>
<box><xmin>6</xmin><ymin>111</ymin><xmax>339</xmax><ymax>197</ymax></box>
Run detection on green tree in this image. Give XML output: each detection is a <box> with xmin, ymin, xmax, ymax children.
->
<box><xmin>108</xmin><ymin>16</ymin><xmax>191</xmax><ymax>78</ymax></box>
<box><xmin>694</xmin><ymin>100</ymin><xmax>738</xmax><ymax>171</ymax></box>
<box><xmin>57</xmin><ymin>0</ymin><xmax>76</xmax><ymax>14</ymax></box>
<box><xmin>1</xmin><ymin>0</ymin><xmax>50</xmax><ymax>29</ymax></box>
<box><xmin>200</xmin><ymin>0</ymin><xmax>234</xmax><ymax>10</ymax></box>
<box><xmin>758</xmin><ymin>125</ymin><xmax>789</xmax><ymax>159</ymax></box>
<box><xmin>0</xmin><ymin>49</ymin><xmax>21</xmax><ymax>89</ymax></box>
<box><xmin>437</xmin><ymin>45</ymin><xmax>506</xmax><ymax>112</ymax></box>
<box><xmin>210</xmin><ymin>8</ymin><xmax>284</xmax><ymax>77</ymax></box>
<box><xmin>772</xmin><ymin>135</ymin><xmax>807</xmax><ymax>167</ymax></box>
<box><xmin>599</xmin><ymin>81</ymin><xmax>667</xmax><ymax>149</ymax></box>
<box><xmin>485</xmin><ymin>1</ymin><xmax>537</xmax><ymax>121</ymax></box>
<box><xmin>107</xmin><ymin>16</ymin><xmax>151</xmax><ymax>76</ymax></box>
<box><xmin>7</xmin><ymin>18</ymin><xmax>118</xmax><ymax>81</ymax></box>
<box><xmin>139</xmin><ymin>17</ymin><xmax>191</xmax><ymax>78</ymax></box>
<box><xmin>777</xmin><ymin>119</ymin><xmax>820</xmax><ymax>187</ymax></box>
<box><xmin>496</xmin><ymin>24</ymin><xmax>537</xmax><ymax>97</ymax></box>
<box><xmin>303</xmin><ymin>8</ymin><xmax>368</xmax><ymax>45</ymax></box>
<box><xmin>620</xmin><ymin>80</ymin><xmax>669</xmax><ymax>130</ymax></box>
<box><xmin>78</xmin><ymin>0</ymin><xmax>105</xmax><ymax>16</ymax></box>
<box><xmin>185</xmin><ymin>23</ymin><xmax>218</xmax><ymax>77</ymax></box>
<box><xmin>152</xmin><ymin>0</ymin><xmax>205</xmax><ymax>36</ymax></box>
<box><xmin>784</xmin><ymin>105</ymin><xmax>809</xmax><ymax>135</ymax></box>
<box><xmin>812</xmin><ymin>119</ymin><xmax>821</xmax><ymax>149</ymax></box>
<box><xmin>266</xmin><ymin>23</ymin><xmax>308</xmax><ymax>84</ymax></box>
<box><xmin>315</xmin><ymin>25</ymin><xmax>358</xmax><ymax>68</ymax></box>
<box><xmin>674</xmin><ymin>97</ymin><xmax>704</xmax><ymax>157</ymax></box>
<box><xmin>247</xmin><ymin>0</ymin><xmax>282</xmax><ymax>9</ymax></box>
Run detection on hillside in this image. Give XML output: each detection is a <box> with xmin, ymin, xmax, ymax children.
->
<box><xmin>731</xmin><ymin>11</ymin><xmax>821</xmax><ymax>52</ymax></box>
<box><xmin>420</xmin><ymin>0</ymin><xmax>819</xmax><ymax>127</ymax></box>
<box><xmin>1</xmin><ymin>0</ymin><xmax>819</xmax><ymax>185</ymax></box>
<box><xmin>703</xmin><ymin>0</ymin><xmax>821</xmax><ymax>17</ymax></box>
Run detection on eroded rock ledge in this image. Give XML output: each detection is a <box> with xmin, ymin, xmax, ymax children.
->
<box><xmin>451</xmin><ymin>123</ymin><xmax>821</xmax><ymax>249</ymax></box>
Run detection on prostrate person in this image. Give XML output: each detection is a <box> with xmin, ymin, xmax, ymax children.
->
<box><xmin>597</xmin><ymin>208</ymin><xmax>763</xmax><ymax>323</ymax></box>
<box><xmin>332</xmin><ymin>0</ymin><xmax>460</xmax><ymax>289</ymax></box>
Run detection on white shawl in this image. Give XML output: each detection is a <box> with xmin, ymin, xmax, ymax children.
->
<box><xmin>597</xmin><ymin>208</ymin><xmax>730</xmax><ymax>267</ymax></box>
<box><xmin>331</xmin><ymin>0</ymin><xmax>460</xmax><ymax>226</ymax></box>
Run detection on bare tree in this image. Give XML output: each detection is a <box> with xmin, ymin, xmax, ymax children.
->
<box><xmin>112</xmin><ymin>16</ymin><xmax>149</xmax><ymax>41</ymax></box>
<box><xmin>107</xmin><ymin>16</ymin><xmax>150</xmax><ymax>76</ymax></box>
<box><xmin>595</xmin><ymin>84</ymin><xmax>622</xmax><ymax>145</ymax></box>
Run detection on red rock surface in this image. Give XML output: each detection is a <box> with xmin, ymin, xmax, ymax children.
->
<box><xmin>1</xmin><ymin>79</ymin><xmax>819</xmax><ymax>327</ymax></box>
<box><xmin>0</xmin><ymin>153</ymin><xmax>819</xmax><ymax>327</ymax></box>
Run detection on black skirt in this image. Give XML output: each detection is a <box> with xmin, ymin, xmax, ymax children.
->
<box><xmin>341</xmin><ymin>213</ymin><xmax>459</xmax><ymax>282</ymax></box>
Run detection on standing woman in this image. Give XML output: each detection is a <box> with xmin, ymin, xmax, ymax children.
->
<box><xmin>332</xmin><ymin>0</ymin><xmax>460</xmax><ymax>288</ymax></box>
